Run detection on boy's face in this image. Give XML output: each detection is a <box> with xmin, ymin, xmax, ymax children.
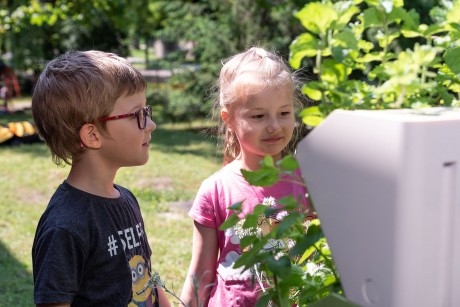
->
<box><xmin>99</xmin><ymin>91</ymin><xmax>155</xmax><ymax>168</ymax></box>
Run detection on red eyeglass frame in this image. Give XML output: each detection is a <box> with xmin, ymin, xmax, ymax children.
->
<box><xmin>99</xmin><ymin>105</ymin><xmax>152</xmax><ymax>129</ymax></box>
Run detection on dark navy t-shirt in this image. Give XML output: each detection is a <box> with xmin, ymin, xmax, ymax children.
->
<box><xmin>32</xmin><ymin>181</ymin><xmax>159</xmax><ymax>306</ymax></box>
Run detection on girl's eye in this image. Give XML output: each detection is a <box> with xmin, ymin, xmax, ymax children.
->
<box><xmin>280</xmin><ymin>111</ymin><xmax>291</xmax><ymax>116</ymax></box>
<box><xmin>251</xmin><ymin>114</ymin><xmax>265</xmax><ymax>119</ymax></box>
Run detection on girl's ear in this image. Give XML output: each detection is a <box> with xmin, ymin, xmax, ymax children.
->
<box><xmin>221</xmin><ymin>108</ymin><xmax>233</xmax><ymax>131</ymax></box>
<box><xmin>221</xmin><ymin>108</ymin><xmax>229</xmax><ymax>122</ymax></box>
<box><xmin>79</xmin><ymin>123</ymin><xmax>102</xmax><ymax>149</ymax></box>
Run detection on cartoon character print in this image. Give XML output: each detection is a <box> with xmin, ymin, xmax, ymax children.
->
<box><xmin>128</xmin><ymin>255</ymin><xmax>156</xmax><ymax>307</ymax></box>
<box><xmin>216</xmin><ymin>227</ymin><xmax>253</xmax><ymax>281</ymax></box>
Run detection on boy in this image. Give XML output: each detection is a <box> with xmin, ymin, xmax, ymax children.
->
<box><xmin>31</xmin><ymin>50</ymin><xmax>169</xmax><ymax>306</ymax></box>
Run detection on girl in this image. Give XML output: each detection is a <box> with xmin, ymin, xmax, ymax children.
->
<box><xmin>180</xmin><ymin>47</ymin><xmax>312</xmax><ymax>306</ymax></box>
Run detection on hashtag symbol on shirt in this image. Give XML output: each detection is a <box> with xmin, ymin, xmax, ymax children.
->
<box><xmin>107</xmin><ymin>235</ymin><xmax>118</xmax><ymax>256</ymax></box>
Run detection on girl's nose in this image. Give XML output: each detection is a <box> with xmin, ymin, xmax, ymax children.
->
<box><xmin>267</xmin><ymin>117</ymin><xmax>281</xmax><ymax>133</ymax></box>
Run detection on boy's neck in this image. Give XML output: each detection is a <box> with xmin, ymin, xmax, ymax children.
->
<box><xmin>67</xmin><ymin>160</ymin><xmax>120</xmax><ymax>198</ymax></box>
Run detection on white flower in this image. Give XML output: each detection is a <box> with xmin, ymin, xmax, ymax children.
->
<box><xmin>305</xmin><ymin>261</ymin><xmax>332</xmax><ymax>278</ymax></box>
<box><xmin>233</xmin><ymin>219</ymin><xmax>261</xmax><ymax>239</ymax></box>
<box><xmin>306</xmin><ymin>262</ymin><xmax>325</xmax><ymax>276</ymax></box>
<box><xmin>262</xmin><ymin>196</ymin><xmax>277</xmax><ymax>207</ymax></box>
<box><xmin>303</xmin><ymin>219</ymin><xmax>311</xmax><ymax>231</ymax></box>
<box><xmin>275</xmin><ymin>210</ymin><xmax>288</xmax><ymax>221</ymax></box>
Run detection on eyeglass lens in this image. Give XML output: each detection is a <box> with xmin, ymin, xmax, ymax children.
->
<box><xmin>138</xmin><ymin>106</ymin><xmax>152</xmax><ymax>129</ymax></box>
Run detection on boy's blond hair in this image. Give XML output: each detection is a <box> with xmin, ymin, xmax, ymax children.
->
<box><xmin>32</xmin><ymin>50</ymin><xmax>146</xmax><ymax>166</ymax></box>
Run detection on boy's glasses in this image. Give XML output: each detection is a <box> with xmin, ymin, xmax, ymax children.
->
<box><xmin>99</xmin><ymin>105</ymin><xmax>152</xmax><ymax>129</ymax></box>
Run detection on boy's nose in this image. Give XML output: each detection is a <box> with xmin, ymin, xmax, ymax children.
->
<box><xmin>147</xmin><ymin>118</ymin><xmax>157</xmax><ymax>132</ymax></box>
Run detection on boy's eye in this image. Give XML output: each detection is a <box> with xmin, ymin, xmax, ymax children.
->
<box><xmin>280</xmin><ymin>111</ymin><xmax>291</xmax><ymax>116</ymax></box>
<box><xmin>251</xmin><ymin>114</ymin><xmax>265</xmax><ymax>119</ymax></box>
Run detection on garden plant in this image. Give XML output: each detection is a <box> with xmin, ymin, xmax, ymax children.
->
<box><xmin>291</xmin><ymin>0</ymin><xmax>460</xmax><ymax>126</ymax></box>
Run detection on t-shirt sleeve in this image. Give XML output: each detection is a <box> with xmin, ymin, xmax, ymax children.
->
<box><xmin>33</xmin><ymin>227</ymin><xmax>87</xmax><ymax>304</ymax></box>
<box><xmin>189</xmin><ymin>178</ymin><xmax>218</xmax><ymax>229</ymax></box>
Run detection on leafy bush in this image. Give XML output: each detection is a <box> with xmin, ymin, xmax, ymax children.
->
<box><xmin>290</xmin><ymin>0</ymin><xmax>460</xmax><ymax>126</ymax></box>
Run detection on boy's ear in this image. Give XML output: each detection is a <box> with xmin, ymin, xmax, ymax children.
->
<box><xmin>79</xmin><ymin>123</ymin><xmax>102</xmax><ymax>149</ymax></box>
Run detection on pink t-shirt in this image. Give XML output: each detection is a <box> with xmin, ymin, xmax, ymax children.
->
<box><xmin>189</xmin><ymin>160</ymin><xmax>311</xmax><ymax>306</ymax></box>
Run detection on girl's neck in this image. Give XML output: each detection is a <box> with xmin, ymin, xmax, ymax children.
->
<box><xmin>235</xmin><ymin>153</ymin><xmax>282</xmax><ymax>171</ymax></box>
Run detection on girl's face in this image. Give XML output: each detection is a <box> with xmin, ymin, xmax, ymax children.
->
<box><xmin>228</xmin><ymin>88</ymin><xmax>295</xmax><ymax>170</ymax></box>
<box><xmin>99</xmin><ymin>91</ymin><xmax>156</xmax><ymax>169</ymax></box>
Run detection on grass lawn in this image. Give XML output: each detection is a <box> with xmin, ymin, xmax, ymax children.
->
<box><xmin>0</xmin><ymin>104</ymin><xmax>222</xmax><ymax>306</ymax></box>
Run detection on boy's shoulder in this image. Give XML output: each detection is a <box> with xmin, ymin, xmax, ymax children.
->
<box><xmin>39</xmin><ymin>181</ymin><xmax>136</xmax><ymax>230</ymax></box>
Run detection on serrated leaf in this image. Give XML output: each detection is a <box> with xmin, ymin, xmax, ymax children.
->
<box><xmin>267</xmin><ymin>255</ymin><xmax>291</xmax><ymax>279</ymax></box>
<box><xmin>295</xmin><ymin>2</ymin><xmax>338</xmax><ymax>36</ymax></box>
<box><xmin>277</xmin><ymin>155</ymin><xmax>299</xmax><ymax>171</ymax></box>
<box><xmin>299</xmin><ymin>106</ymin><xmax>324</xmax><ymax>127</ymax></box>
<box><xmin>277</xmin><ymin>196</ymin><xmax>299</xmax><ymax>211</ymax></box>
<box><xmin>227</xmin><ymin>201</ymin><xmax>243</xmax><ymax>211</ymax></box>
<box><xmin>255</xmin><ymin>293</ymin><xmax>272</xmax><ymax>307</ymax></box>
<box><xmin>240</xmin><ymin>235</ymin><xmax>257</xmax><ymax>250</ymax></box>
<box><xmin>219</xmin><ymin>213</ymin><xmax>241</xmax><ymax>230</ymax></box>
<box><xmin>362</xmin><ymin>7</ymin><xmax>383</xmax><ymax>28</ymax></box>
<box><xmin>261</xmin><ymin>155</ymin><xmax>274</xmax><ymax>168</ymax></box>
<box><xmin>444</xmin><ymin>47</ymin><xmax>460</xmax><ymax>74</ymax></box>
<box><xmin>290</xmin><ymin>33</ymin><xmax>319</xmax><ymax>69</ymax></box>
<box><xmin>275</xmin><ymin>213</ymin><xmax>299</xmax><ymax>238</ymax></box>
<box><xmin>241</xmin><ymin>167</ymin><xmax>279</xmax><ymax>187</ymax></box>
<box><xmin>303</xmin><ymin>86</ymin><xmax>322</xmax><ymax>101</ymax></box>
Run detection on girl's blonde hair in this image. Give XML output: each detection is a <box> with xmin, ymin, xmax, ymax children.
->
<box><xmin>214</xmin><ymin>46</ymin><xmax>304</xmax><ymax>164</ymax></box>
<box><xmin>32</xmin><ymin>50</ymin><xmax>146</xmax><ymax>166</ymax></box>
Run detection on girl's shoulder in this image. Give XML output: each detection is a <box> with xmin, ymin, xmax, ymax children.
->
<box><xmin>206</xmin><ymin>161</ymin><xmax>242</xmax><ymax>181</ymax></box>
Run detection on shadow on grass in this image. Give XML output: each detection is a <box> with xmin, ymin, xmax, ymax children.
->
<box><xmin>0</xmin><ymin>240</ymin><xmax>34</xmax><ymax>306</ymax></box>
<box><xmin>149</xmin><ymin>126</ymin><xmax>223</xmax><ymax>161</ymax></box>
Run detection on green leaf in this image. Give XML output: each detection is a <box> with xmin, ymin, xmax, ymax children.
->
<box><xmin>227</xmin><ymin>201</ymin><xmax>243</xmax><ymax>211</ymax></box>
<box><xmin>275</xmin><ymin>213</ymin><xmax>299</xmax><ymax>238</ymax></box>
<box><xmin>243</xmin><ymin>213</ymin><xmax>259</xmax><ymax>228</ymax></box>
<box><xmin>290</xmin><ymin>33</ymin><xmax>319</xmax><ymax>69</ymax></box>
<box><xmin>324</xmin><ymin>275</ymin><xmax>338</xmax><ymax>286</ymax></box>
<box><xmin>266</xmin><ymin>255</ymin><xmax>291</xmax><ymax>279</ymax></box>
<box><xmin>303</xmin><ymin>85</ymin><xmax>322</xmax><ymax>101</ymax></box>
<box><xmin>446</xmin><ymin>0</ymin><xmax>460</xmax><ymax>24</ymax></box>
<box><xmin>277</xmin><ymin>196</ymin><xmax>300</xmax><ymax>211</ymax></box>
<box><xmin>277</xmin><ymin>155</ymin><xmax>299</xmax><ymax>171</ymax></box>
<box><xmin>299</xmin><ymin>106</ymin><xmax>324</xmax><ymax>127</ymax></box>
<box><xmin>444</xmin><ymin>47</ymin><xmax>460</xmax><ymax>74</ymax></box>
<box><xmin>361</xmin><ymin>7</ymin><xmax>383</xmax><ymax>29</ymax></box>
<box><xmin>278</xmin><ymin>264</ymin><xmax>305</xmax><ymax>287</ymax></box>
<box><xmin>261</xmin><ymin>155</ymin><xmax>274</xmax><ymax>168</ymax></box>
<box><xmin>298</xmin><ymin>245</ymin><xmax>316</xmax><ymax>264</ymax></box>
<box><xmin>333</xmin><ymin>28</ymin><xmax>359</xmax><ymax>51</ymax></box>
<box><xmin>321</xmin><ymin>59</ymin><xmax>349</xmax><ymax>85</ymax></box>
<box><xmin>241</xmin><ymin>167</ymin><xmax>279</xmax><ymax>187</ymax></box>
<box><xmin>234</xmin><ymin>237</ymin><xmax>269</xmax><ymax>268</ymax></box>
<box><xmin>289</xmin><ymin>233</ymin><xmax>311</xmax><ymax>258</ymax></box>
<box><xmin>252</xmin><ymin>204</ymin><xmax>267</xmax><ymax>216</ymax></box>
<box><xmin>255</xmin><ymin>293</ymin><xmax>273</xmax><ymax>307</ymax></box>
<box><xmin>219</xmin><ymin>213</ymin><xmax>241</xmax><ymax>230</ymax></box>
<box><xmin>334</xmin><ymin>3</ymin><xmax>360</xmax><ymax>30</ymax></box>
<box><xmin>240</xmin><ymin>235</ymin><xmax>257</xmax><ymax>250</ymax></box>
<box><xmin>295</xmin><ymin>2</ymin><xmax>338</xmax><ymax>36</ymax></box>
